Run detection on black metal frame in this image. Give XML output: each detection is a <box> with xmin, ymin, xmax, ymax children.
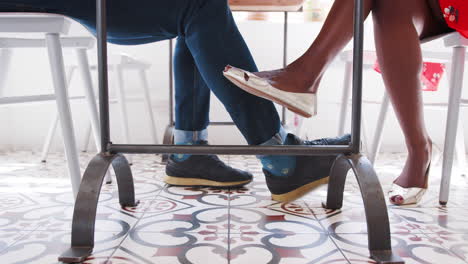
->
<box><xmin>58</xmin><ymin>0</ymin><xmax>404</xmax><ymax>263</ymax></box>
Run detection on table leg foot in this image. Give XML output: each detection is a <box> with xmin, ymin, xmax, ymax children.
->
<box><xmin>59</xmin><ymin>153</ymin><xmax>137</xmax><ymax>263</ymax></box>
<box><xmin>58</xmin><ymin>247</ymin><xmax>93</xmax><ymax>263</ymax></box>
<box><xmin>371</xmin><ymin>250</ymin><xmax>404</xmax><ymax>264</ymax></box>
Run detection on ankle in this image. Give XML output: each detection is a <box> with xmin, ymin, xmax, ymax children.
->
<box><xmin>260</xmin><ymin>155</ymin><xmax>296</xmax><ymax>177</ymax></box>
<box><xmin>406</xmin><ymin>139</ymin><xmax>432</xmax><ymax>156</ymax></box>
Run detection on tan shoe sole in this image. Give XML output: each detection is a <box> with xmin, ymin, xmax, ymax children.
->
<box><xmin>271</xmin><ymin>176</ymin><xmax>329</xmax><ymax>202</ymax></box>
<box><xmin>164</xmin><ymin>175</ymin><xmax>252</xmax><ymax>188</ymax></box>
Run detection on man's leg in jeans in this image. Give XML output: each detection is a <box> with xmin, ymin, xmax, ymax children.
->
<box><xmin>183</xmin><ymin>0</ymin><xmax>294</xmax><ymax>177</ymax></box>
<box><xmin>182</xmin><ymin>0</ymin><xmax>350</xmax><ymax>201</ymax></box>
<box><xmin>172</xmin><ymin>37</ymin><xmax>210</xmax><ymax>161</ymax></box>
<box><xmin>164</xmin><ymin>37</ymin><xmax>254</xmax><ymax>187</ymax></box>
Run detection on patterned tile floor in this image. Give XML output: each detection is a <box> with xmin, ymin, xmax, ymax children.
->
<box><xmin>0</xmin><ymin>151</ymin><xmax>468</xmax><ymax>264</ymax></box>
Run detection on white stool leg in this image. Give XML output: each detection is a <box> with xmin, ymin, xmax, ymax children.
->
<box><xmin>369</xmin><ymin>92</ymin><xmax>390</xmax><ymax>164</ymax></box>
<box><xmin>338</xmin><ymin>61</ymin><xmax>352</xmax><ymax>135</ymax></box>
<box><xmin>115</xmin><ymin>65</ymin><xmax>132</xmax><ymax>163</ymax></box>
<box><xmin>81</xmin><ymin>124</ymin><xmax>92</xmax><ymax>152</ymax></box>
<box><xmin>440</xmin><ymin>46</ymin><xmax>466</xmax><ymax>205</ymax></box>
<box><xmin>40</xmin><ymin>66</ymin><xmax>76</xmax><ymax>162</ymax></box>
<box><xmin>455</xmin><ymin>117</ymin><xmax>467</xmax><ymax>176</ymax></box>
<box><xmin>0</xmin><ymin>49</ymin><xmax>12</xmax><ymax>97</ymax></box>
<box><xmin>45</xmin><ymin>33</ymin><xmax>81</xmax><ymax>198</ymax></box>
<box><xmin>76</xmin><ymin>49</ymin><xmax>100</xmax><ymax>150</ymax></box>
<box><xmin>361</xmin><ymin>115</ymin><xmax>370</xmax><ymax>154</ymax></box>
<box><xmin>138</xmin><ymin>69</ymin><xmax>158</xmax><ymax>144</ymax></box>
<box><xmin>76</xmin><ymin>48</ymin><xmax>112</xmax><ymax>184</ymax></box>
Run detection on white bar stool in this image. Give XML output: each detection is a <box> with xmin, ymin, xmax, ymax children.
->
<box><xmin>84</xmin><ymin>54</ymin><xmax>159</xmax><ymax>153</ymax></box>
<box><xmin>338</xmin><ymin>32</ymin><xmax>467</xmax><ymax>205</ymax></box>
<box><xmin>0</xmin><ymin>14</ymin><xmax>101</xmax><ymax>198</ymax></box>
<box><xmin>39</xmin><ymin>53</ymin><xmax>159</xmax><ymax>165</ymax></box>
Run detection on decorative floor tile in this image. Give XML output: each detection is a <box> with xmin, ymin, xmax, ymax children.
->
<box><xmin>392</xmin><ymin>207</ymin><xmax>468</xmax><ymax>235</ymax></box>
<box><xmin>229</xmin><ymin>233</ymin><xmax>349</xmax><ymax>264</ymax></box>
<box><xmin>0</xmin><ymin>230</ymin><xmax>32</xmax><ymax>253</ymax></box>
<box><xmin>1</xmin><ymin>151</ymin><xmax>467</xmax><ymax>264</ymax></box>
<box><xmin>228</xmin><ymin>182</ymin><xmax>272</xmax><ymax>207</ymax></box>
<box><xmin>229</xmin><ymin>207</ymin><xmax>323</xmax><ymax>235</ymax></box>
<box><xmin>424</xmin><ymin>233</ymin><xmax>468</xmax><ymax>262</ymax></box>
<box><xmin>161</xmin><ymin>185</ymin><xmax>231</xmax><ymax>207</ymax></box>
<box><xmin>314</xmin><ymin>207</ymin><xmax>422</xmax><ymax>234</ymax></box>
<box><xmin>113</xmin><ymin>231</ymin><xmax>228</xmax><ymax>264</ymax></box>
<box><xmin>332</xmin><ymin>233</ymin><xmax>467</xmax><ymax>264</ymax></box>
<box><xmin>304</xmin><ymin>193</ymin><xmax>366</xmax><ymax>209</ymax></box>
<box><xmin>135</xmin><ymin>199</ymin><xmax>230</xmax><ymax>234</ymax></box>
<box><xmin>0</xmin><ymin>231</ymin><xmax>125</xmax><ymax>264</ymax></box>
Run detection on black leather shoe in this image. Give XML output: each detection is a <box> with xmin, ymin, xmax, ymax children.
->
<box><xmin>265</xmin><ymin>133</ymin><xmax>351</xmax><ymax>202</ymax></box>
<box><xmin>165</xmin><ymin>143</ymin><xmax>253</xmax><ymax>188</ymax></box>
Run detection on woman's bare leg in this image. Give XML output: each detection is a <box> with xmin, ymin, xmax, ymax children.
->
<box><xmin>372</xmin><ymin>0</ymin><xmax>449</xmax><ymax>188</ymax></box>
<box><xmin>254</xmin><ymin>0</ymin><xmax>450</xmax><ymax>188</ymax></box>
<box><xmin>255</xmin><ymin>0</ymin><xmax>374</xmax><ymax>93</ymax></box>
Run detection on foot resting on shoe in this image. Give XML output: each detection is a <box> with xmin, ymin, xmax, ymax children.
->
<box><xmin>165</xmin><ymin>141</ymin><xmax>253</xmax><ymax>188</ymax></box>
<box><xmin>264</xmin><ymin>133</ymin><xmax>351</xmax><ymax>202</ymax></box>
<box><xmin>223</xmin><ymin>65</ymin><xmax>317</xmax><ymax>118</ymax></box>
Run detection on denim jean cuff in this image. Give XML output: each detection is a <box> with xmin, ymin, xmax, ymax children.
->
<box><xmin>173</xmin><ymin>129</ymin><xmax>208</xmax><ymax>144</ymax></box>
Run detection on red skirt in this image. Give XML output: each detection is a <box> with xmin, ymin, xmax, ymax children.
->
<box><xmin>439</xmin><ymin>0</ymin><xmax>468</xmax><ymax>38</ymax></box>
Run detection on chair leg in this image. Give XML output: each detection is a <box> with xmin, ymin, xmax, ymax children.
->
<box><xmin>0</xmin><ymin>49</ymin><xmax>13</xmax><ymax>97</ymax></box>
<box><xmin>361</xmin><ymin>116</ymin><xmax>370</xmax><ymax>154</ymax></box>
<box><xmin>369</xmin><ymin>92</ymin><xmax>390</xmax><ymax>164</ymax></box>
<box><xmin>138</xmin><ymin>69</ymin><xmax>159</xmax><ymax>144</ymax></box>
<box><xmin>76</xmin><ymin>49</ymin><xmax>101</xmax><ymax>150</ymax></box>
<box><xmin>76</xmin><ymin>48</ymin><xmax>112</xmax><ymax>183</ymax></box>
<box><xmin>81</xmin><ymin>124</ymin><xmax>92</xmax><ymax>152</ymax></box>
<box><xmin>455</xmin><ymin>117</ymin><xmax>467</xmax><ymax>176</ymax></box>
<box><xmin>45</xmin><ymin>33</ymin><xmax>81</xmax><ymax>198</ymax></box>
<box><xmin>338</xmin><ymin>61</ymin><xmax>353</xmax><ymax>136</ymax></box>
<box><xmin>440</xmin><ymin>46</ymin><xmax>466</xmax><ymax>205</ymax></box>
<box><xmin>115</xmin><ymin>66</ymin><xmax>132</xmax><ymax>163</ymax></box>
<box><xmin>41</xmin><ymin>113</ymin><xmax>59</xmax><ymax>162</ymax></box>
<box><xmin>40</xmin><ymin>67</ymin><xmax>76</xmax><ymax>163</ymax></box>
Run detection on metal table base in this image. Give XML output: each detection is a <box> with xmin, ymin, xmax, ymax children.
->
<box><xmin>58</xmin><ymin>0</ymin><xmax>404</xmax><ymax>263</ymax></box>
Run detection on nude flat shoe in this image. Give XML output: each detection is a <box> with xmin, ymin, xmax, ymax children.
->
<box><xmin>223</xmin><ymin>65</ymin><xmax>317</xmax><ymax>118</ymax></box>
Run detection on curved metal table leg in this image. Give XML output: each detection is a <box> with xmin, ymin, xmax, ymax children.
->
<box><xmin>161</xmin><ymin>124</ymin><xmax>174</xmax><ymax>163</ymax></box>
<box><xmin>58</xmin><ymin>153</ymin><xmax>139</xmax><ymax>263</ymax></box>
<box><xmin>323</xmin><ymin>154</ymin><xmax>352</xmax><ymax>209</ymax></box>
<box><xmin>324</xmin><ymin>154</ymin><xmax>404</xmax><ymax>264</ymax></box>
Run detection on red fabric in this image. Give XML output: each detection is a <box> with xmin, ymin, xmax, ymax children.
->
<box><xmin>373</xmin><ymin>61</ymin><xmax>445</xmax><ymax>91</ymax></box>
<box><xmin>439</xmin><ymin>0</ymin><xmax>468</xmax><ymax>38</ymax></box>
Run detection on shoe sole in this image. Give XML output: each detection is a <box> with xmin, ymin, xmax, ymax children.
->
<box><xmin>224</xmin><ymin>73</ymin><xmax>314</xmax><ymax>118</ymax></box>
<box><xmin>271</xmin><ymin>176</ymin><xmax>329</xmax><ymax>202</ymax></box>
<box><xmin>164</xmin><ymin>175</ymin><xmax>252</xmax><ymax>188</ymax></box>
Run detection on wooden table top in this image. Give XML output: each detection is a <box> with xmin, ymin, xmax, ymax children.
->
<box><xmin>229</xmin><ymin>0</ymin><xmax>304</xmax><ymax>12</ymax></box>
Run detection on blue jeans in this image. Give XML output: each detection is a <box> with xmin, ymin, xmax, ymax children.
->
<box><xmin>0</xmin><ymin>0</ymin><xmax>282</xmax><ymax>145</ymax></box>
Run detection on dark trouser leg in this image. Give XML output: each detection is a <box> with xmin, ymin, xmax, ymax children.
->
<box><xmin>183</xmin><ymin>0</ymin><xmax>281</xmax><ymax>145</ymax></box>
<box><xmin>174</xmin><ymin>37</ymin><xmax>210</xmax><ymax>134</ymax></box>
<box><xmin>172</xmin><ymin>37</ymin><xmax>211</xmax><ymax>160</ymax></box>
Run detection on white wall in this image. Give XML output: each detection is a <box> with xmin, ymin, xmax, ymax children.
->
<box><xmin>0</xmin><ymin>14</ymin><xmax>466</xmax><ymax>153</ymax></box>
